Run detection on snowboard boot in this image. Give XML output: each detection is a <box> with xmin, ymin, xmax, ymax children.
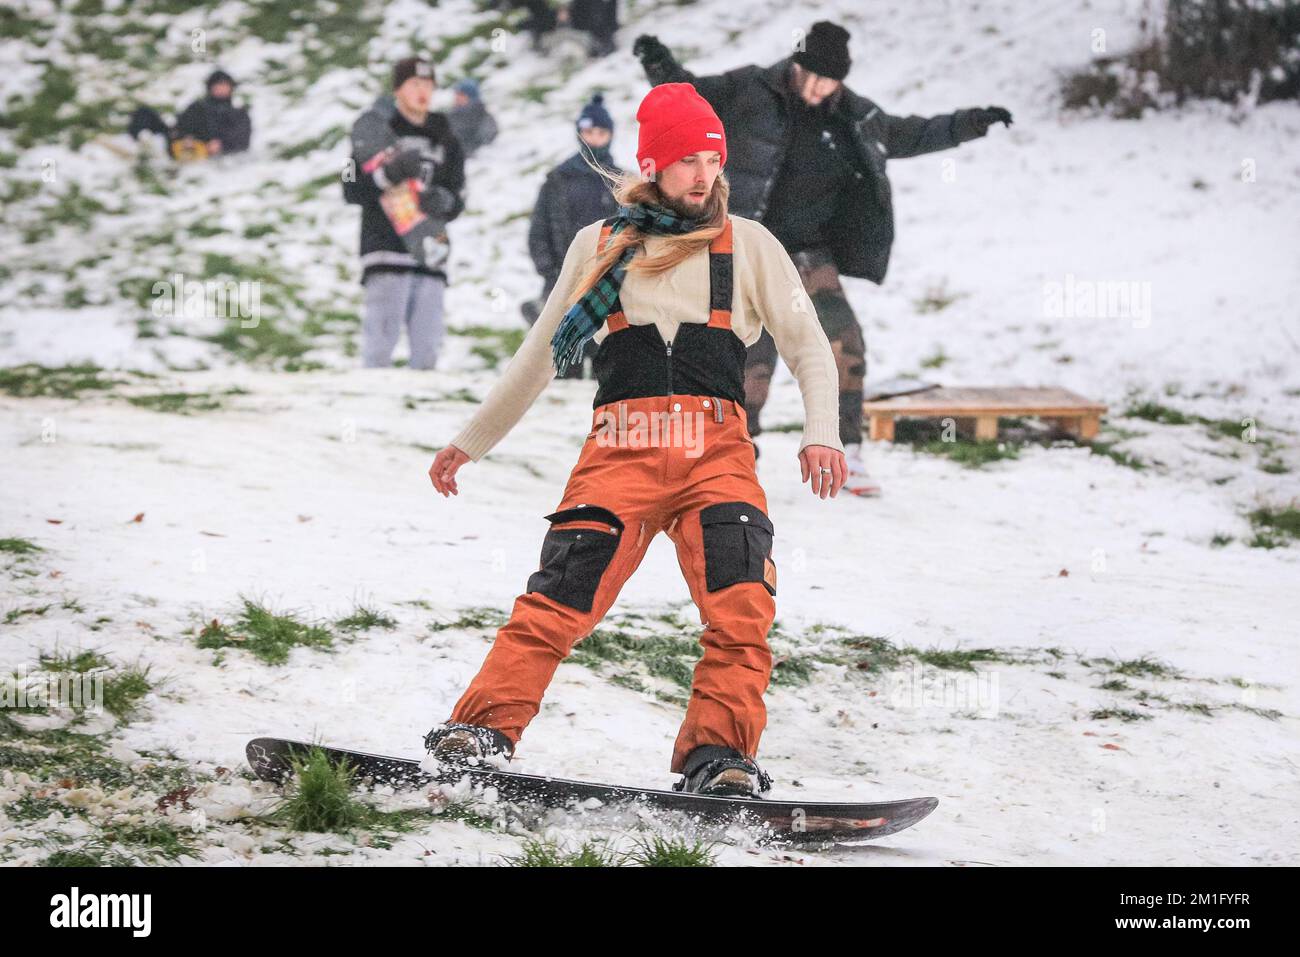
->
<box><xmin>673</xmin><ymin>744</ymin><xmax>773</xmax><ymax>798</ymax></box>
<box><xmin>843</xmin><ymin>442</ymin><xmax>881</xmax><ymax>497</ymax></box>
<box><xmin>423</xmin><ymin>722</ymin><xmax>514</xmax><ymax>765</ymax></box>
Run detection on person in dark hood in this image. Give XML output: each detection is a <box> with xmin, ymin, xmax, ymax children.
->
<box><xmin>447</xmin><ymin>78</ymin><xmax>499</xmax><ymax>158</ymax></box>
<box><xmin>126</xmin><ymin>68</ymin><xmax>251</xmax><ymax>160</ymax></box>
<box><xmin>522</xmin><ymin>93</ymin><xmax>623</xmax><ymax>378</ymax></box>
<box><xmin>173</xmin><ymin>69</ymin><xmax>252</xmax><ymax>155</ymax></box>
<box><xmin>636</xmin><ymin>22</ymin><xmax>1012</xmax><ymax>494</ymax></box>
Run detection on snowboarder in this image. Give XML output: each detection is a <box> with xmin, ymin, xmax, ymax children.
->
<box><xmin>343</xmin><ymin>57</ymin><xmax>466</xmax><ymax>370</ymax></box>
<box><xmin>635</xmin><ymin>22</ymin><xmax>1013</xmax><ymax>494</ymax></box>
<box><xmin>425</xmin><ymin>83</ymin><xmax>847</xmax><ymax>797</ymax></box>
<box><xmin>447</xmin><ymin>78</ymin><xmax>499</xmax><ymax>158</ymax></box>
<box><xmin>522</xmin><ymin>92</ymin><xmax>624</xmax><ymax>378</ymax></box>
<box><xmin>127</xmin><ymin>69</ymin><xmax>252</xmax><ymax>161</ymax></box>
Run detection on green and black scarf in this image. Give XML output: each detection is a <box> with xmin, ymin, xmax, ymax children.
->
<box><xmin>550</xmin><ymin>202</ymin><xmax>700</xmax><ymax>375</ymax></box>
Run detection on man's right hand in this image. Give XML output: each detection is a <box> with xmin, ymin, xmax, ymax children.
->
<box><xmin>380</xmin><ymin>148</ymin><xmax>424</xmax><ymax>185</ymax></box>
<box><xmin>633</xmin><ymin>34</ymin><xmax>670</xmax><ymax>65</ymax></box>
<box><xmin>429</xmin><ymin>444</ymin><xmax>470</xmax><ymax>497</ymax></box>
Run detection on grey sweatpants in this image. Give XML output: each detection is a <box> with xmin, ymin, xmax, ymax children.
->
<box><xmin>362</xmin><ymin>271</ymin><xmax>446</xmax><ymax>369</ymax></box>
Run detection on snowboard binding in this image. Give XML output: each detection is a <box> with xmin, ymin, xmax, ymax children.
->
<box><xmin>423</xmin><ymin>722</ymin><xmax>514</xmax><ymax>765</ymax></box>
<box><xmin>673</xmin><ymin>745</ymin><xmax>773</xmax><ymax>798</ymax></box>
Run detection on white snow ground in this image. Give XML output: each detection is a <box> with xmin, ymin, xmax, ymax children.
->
<box><xmin>1</xmin><ymin>0</ymin><xmax>1298</xmax><ymax>866</ymax></box>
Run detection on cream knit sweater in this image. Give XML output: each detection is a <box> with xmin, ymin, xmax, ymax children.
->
<box><xmin>450</xmin><ymin>215</ymin><xmax>843</xmax><ymax>461</ymax></box>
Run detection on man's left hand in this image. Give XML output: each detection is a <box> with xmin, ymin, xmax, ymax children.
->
<box><xmin>799</xmin><ymin>445</ymin><xmax>847</xmax><ymax>499</ymax></box>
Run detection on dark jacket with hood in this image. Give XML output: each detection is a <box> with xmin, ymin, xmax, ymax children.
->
<box><xmin>174</xmin><ymin>94</ymin><xmax>252</xmax><ymax>153</ymax></box>
<box><xmin>643</xmin><ymin>53</ymin><xmax>991</xmax><ymax>283</ymax></box>
<box><xmin>528</xmin><ymin>143</ymin><xmax>622</xmax><ymax>289</ymax></box>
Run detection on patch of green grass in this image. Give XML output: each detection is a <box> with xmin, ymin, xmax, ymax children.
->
<box><xmin>4</xmin><ymin>605</ymin><xmax>51</xmax><ymax>625</ymax></box>
<box><xmin>126</xmin><ymin>391</ymin><xmax>233</xmax><ymax>415</ymax></box>
<box><xmin>910</xmin><ymin>647</ymin><xmax>1013</xmax><ymax>672</ymax></box>
<box><xmin>1210</xmin><ymin>533</ymin><xmax>1234</xmax><ymax>548</ymax></box>
<box><xmin>38</xmin><ymin>649</ymin><xmax>110</xmax><ymax>673</ymax></box>
<box><xmin>1087</xmin><ymin>439</ymin><xmax>1147</xmax><ymax>471</ymax></box>
<box><xmin>100</xmin><ymin>665</ymin><xmax>153</xmax><ymax>721</ymax></box>
<box><xmin>626</xmin><ymin>834</ymin><xmax>717</xmax><ymax>867</ymax></box>
<box><xmin>1227</xmin><ymin>703</ymin><xmax>1282</xmax><ymax>720</ymax></box>
<box><xmin>196</xmin><ymin>598</ymin><xmax>334</xmax><ymax>665</ymax></box>
<box><xmin>1098</xmin><ymin>678</ymin><xmax>1130</xmax><ymax>692</ymax></box>
<box><xmin>839</xmin><ymin>635</ymin><xmax>903</xmax><ymax>674</ymax></box>
<box><xmin>505</xmin><ymin>837</ymin><xmax>625</xmax><ymax>867</ymax></box>
<box><xmin>274</xmin><ymin>746</ymin><xmax>369</xmax><ymax>832</ymax></box>
<box><xmin>1090</xmin><ymin>708</ymin><xmax>1152</xmax><ymax>722</ymax></box>
<box><xmin>1124</xmin><ymin>400</ymin><xmax>1192</xmax><ymax>425</ymax></box>
<box><xmin>0</xmin><ymin>364</ymin><xmax>123</xmax><ymax>398</ymax></box>
<box><xmin>1171</xmin><ymin>702</ymin><xmax>1215</xmax><ymax>717</ymax></box>
<box><xmin>918</xmin><ymin>347</ymin><xmax>950</xmax><ymax>369</ymax></box>
<box><xmin>93</xmin><ymin>820</ymin><xmax>200</xmax><ymax>863</ymax></box>
<box><xmin>893</xmin><ymin>418</ymin><xmax>1021</xmax><ymax>468</ymax></box>
<box><xmin>1111</xmin><ymin>656</ymin><xmax>1183</xmax><ymax>679</ymax></box>
<box><xmin>427</xmin><ymin>607</ymin><xmax>509</xmax><ymax>633</ymax></box>
<box><xmin>335</xmin><ymin>605</ymin><xmax>397</xmax><ymax>634</ymax></box>
<box><xmin>0</xmin><ymin>537</ymin><xmax>43</xmax><ymax>557</ymax></box>
<box><xmin>1247</xmin><ymin>505</ymin><xmax>1300</xmax><ymax>547</ymax></box>
<box><xmin>452</xmin><ymin>324</ymin><xmax>527</xmax><ymax>370</ymax></box>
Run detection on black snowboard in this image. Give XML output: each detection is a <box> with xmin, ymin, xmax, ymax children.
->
<box><xmin>246</xmin><ymin>737</ymin><xmax>938</xmax><ymax>844</ymax></box>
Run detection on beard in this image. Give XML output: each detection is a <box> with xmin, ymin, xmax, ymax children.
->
<box><xmin>658</xmin><ymin>184</ymin><xmax>715</xmax><ymax>221</ymax></box>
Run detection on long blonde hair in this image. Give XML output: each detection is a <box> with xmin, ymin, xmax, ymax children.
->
<box><xmin>567</xmin><ymin>150</ymin><xmax>731</xmax><ymax>303</ymax></box>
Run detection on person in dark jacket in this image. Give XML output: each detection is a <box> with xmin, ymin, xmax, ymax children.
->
<box><xmin>127</xmin><ymin>69</ymin><xmax>251</xmax><ymax>160</ymax></box>
<box><xmin>564</xmin><ymin>0</ymin><xmax>620</xmax><ymax>58</ymax></box>
<box><xmin>173</xmin><ymin>69</ymin><xmax>252</xmax><ymax>155</ymax></box>
<box><xmin>342</xmin><ymin>57</ymin><xmax>467</xmax><ymax>370</ymax></box>
<box><xmin>448</xmin><ymin>79</ymin><xmax>499</xmax><ymax>158</ymax></box>
<box><xmin>522</xmin><ymin>93</ymin><xmax>623</xmax><ymax>378</ymax></box>
<box><xmin>635</xmin><ymin>22</ymin><xmax>1012</xmax><ymax>493</ymax></box>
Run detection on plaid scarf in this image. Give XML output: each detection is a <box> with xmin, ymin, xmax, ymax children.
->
<box><xmin>550</xmin><ymin>202</ymin><xmax>700</xmax><ymax>375</ymax></box>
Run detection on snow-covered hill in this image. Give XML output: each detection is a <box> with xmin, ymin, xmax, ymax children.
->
<box><xmin>1</xmin><ymin>0</ymin><xmax>1297</xmax><ymax>866</ymax></box>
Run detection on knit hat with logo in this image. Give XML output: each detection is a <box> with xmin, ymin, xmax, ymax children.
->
<box><xmin>635</xmin><ymin>83</ymin><xmax>726</xmax><ymax>177</ymax></box>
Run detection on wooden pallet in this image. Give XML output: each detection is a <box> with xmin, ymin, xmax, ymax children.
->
<box><xmin>862</xmin><ymin>386</ymin><xmax>1107</xmax><ymax>442</ymax></box>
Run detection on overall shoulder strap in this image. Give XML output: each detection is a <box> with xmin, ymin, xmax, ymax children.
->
<box><xmin>707</xmin><ymin>216</ymin><xmax>734</xmax><ymax>329</ymax></box>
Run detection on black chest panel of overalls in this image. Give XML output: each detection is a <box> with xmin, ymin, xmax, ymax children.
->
<box><xmin>591</xmin><ymin>217</ymin><xmax>747</xmax><ymax>408</ymax></box>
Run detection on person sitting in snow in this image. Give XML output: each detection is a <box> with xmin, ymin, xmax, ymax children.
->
<box><xmin>128</xmin><ymin>69</ymin><xmax>252</xmax><ymax>161</ymax></box>
<box><xmin>522</xmin><ymin>93</ymin><xmax>623</xmax><ymax>378</ymax></box>
<box><xmin>447</xmin><ymin>78</ymin><xmax>499</xmax><ymax>158</ymax></box>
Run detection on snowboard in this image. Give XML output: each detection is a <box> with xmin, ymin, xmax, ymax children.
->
<box><xmin>246</xmin><ymin>737</ymin><xmax>938</xmax><ymax>844</ymax></box>
<box><xmin>350</xmin><ymin>95</ymin><xmax>450</xmax><ymax>271</ymax></box>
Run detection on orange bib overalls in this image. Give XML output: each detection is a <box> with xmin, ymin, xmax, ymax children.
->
<box><xmin>447</xmin><ymin>216</ymin><xmax>778</xmax><ymax>774</ymax></box>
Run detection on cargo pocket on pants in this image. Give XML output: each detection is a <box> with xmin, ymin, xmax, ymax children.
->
<box><xmin>699</xmin><ymin>501</ymin><xmax>776</xmax><ymax>596</ymax></box>
<box><xmin>525</xmin><ymin>504</ymin><xmax>624</xmax><ymax>613</ymax></box>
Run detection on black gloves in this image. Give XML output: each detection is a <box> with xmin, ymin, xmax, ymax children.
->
<box><xmin>379</xmin><ymin>148</ymin><xmax>424</xmax><ymax>185</ymax></box>
<box><xmin>633</xmin><ymin>34</ymin><xmax>671</xmax><ymax>65</ymax></box>
<box><xmin>419</xmin><ymin>184</ymin><xmax>457</xmax><ymax>218</ymax></box>
<box><xmin>972</xmin><ymin>106</ymin><xmax>1013</xmax><ymax>135</ymax></box>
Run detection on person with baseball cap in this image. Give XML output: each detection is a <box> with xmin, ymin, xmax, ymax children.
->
<box><xmin>423</xmin><ymin>83</ymin><xmax>846</xmax><ymax>797</ymax></box>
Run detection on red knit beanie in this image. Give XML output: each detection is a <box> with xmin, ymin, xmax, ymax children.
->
<box><xmin>635</xmin><ymin>83</ymin><xmax>727</xmax><ymax>179</ymax></box>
